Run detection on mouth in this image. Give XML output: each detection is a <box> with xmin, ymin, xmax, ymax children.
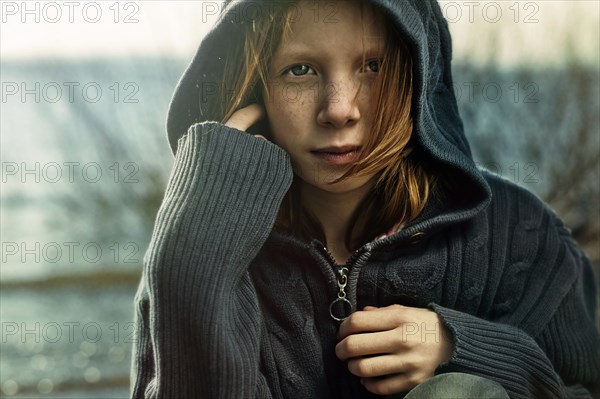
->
<box><xmin>310</xmin><ymin>146</ymin><xmax>361</xmax><ymax>165</ymax></box>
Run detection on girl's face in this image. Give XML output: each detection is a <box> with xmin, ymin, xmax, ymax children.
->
<box><xmin>264</xmin><ymin>1</ymin><xmax>386</xmax><ymax>195</ymax></box>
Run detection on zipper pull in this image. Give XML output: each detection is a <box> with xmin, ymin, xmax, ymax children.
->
<box><xmin>329</xmin><ymin>264</ymin><xmax>351</xmax><ymax>322</ymax></box>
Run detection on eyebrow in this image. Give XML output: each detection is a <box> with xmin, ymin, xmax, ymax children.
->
<box><xmin>274</xmin><ymin>41</ymin><xmax>385</xmax><ymax>62</ymax></box>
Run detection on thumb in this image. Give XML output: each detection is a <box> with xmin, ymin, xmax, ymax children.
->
<box><xmin>363</xmin><ymin>306</ymin><xmax>378</xmax><ymax>311</ymax></box>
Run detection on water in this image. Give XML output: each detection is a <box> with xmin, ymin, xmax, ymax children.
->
<box><xmin>1</xmin><ymin>284</ymin><xmax>137</xmax><ymax>398</ymax></box>
<box><xmin>1</xmin><ymin>57</ymin><xmax>183</xmax><ymax>397</ymax></box>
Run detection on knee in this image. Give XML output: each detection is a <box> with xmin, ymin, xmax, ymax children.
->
<box><xmin>400</xmin><ymin>372</ymin><xmax>509</xmax><ymax>399</ymax></box>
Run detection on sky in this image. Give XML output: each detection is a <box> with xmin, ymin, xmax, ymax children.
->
<box><xmin>0</xmin><ymin>0</ymin><xmax>599</xmax><ymax>67</ymax></box>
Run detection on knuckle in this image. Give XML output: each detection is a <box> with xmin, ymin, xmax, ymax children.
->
<box><xmin>390</xmin><ymin>309</ymin><xmax>404</xmax><ymax>324</ymax></box>
<box><xmin>344</xmin><ymin>335</ymin><xmax>357</xmax><ymax>353</ymax></box>
<box><xmin>347</xmin><ymin>359</ymin><xmax>361</xmax><ymax>376</ymax></box>
<box><xmin>335</xmin><ymin>341</ymin><xmax>347</xmax><ymax>359</ymax></box>
<box><xmin>349</xmin><ymin>359</ymin><xmax>371</xmax><ymax>377</ymax></box>
<box><xmin>404</xmin><ymin>335</ymin><xmax>418</xmax><ymax>348</ymax></box>
<box><xmin>390</xmin><ymin>330</ymin><xmax>407</xmax><ymax>348</ymax></box>
<box><xmin>346</xmin><ymin>313</ymin><xmax>363</xmax><ymax>330</ymax></box>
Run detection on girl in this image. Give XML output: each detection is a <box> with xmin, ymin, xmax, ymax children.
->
<box><xmin>131</xmin><ymin>1</ymin><xmax>599</xmax><ymax>398</ymax></box>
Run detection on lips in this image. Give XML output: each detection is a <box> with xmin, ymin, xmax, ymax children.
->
<box><xmin>312</xmin><ymin>145</ymin><xmax>361</xmax><ymax>154</ymax></box>
<box><xmin>310</xmin><ymin>146</ymin><xmax>361</xmax><ymax>165</ymax></box>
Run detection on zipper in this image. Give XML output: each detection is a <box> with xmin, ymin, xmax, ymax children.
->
<box><xmin>330</xmin><ymin>264</ymin><xmax>350</xmax><ymax>322</ymax></box>
<box><xmin>320</xmin><ymin>246</ymin><xmax>364</xmax><ymax>322</ymax></box>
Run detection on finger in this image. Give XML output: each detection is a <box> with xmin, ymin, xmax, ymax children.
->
<box><xmin>224</xmin><ymin>103</ymin><xmax>266</xmax><ymax>132</ymax></box>
<box><xmin>346</xmin><ymin>354</ymin><xmax>410</xmax><ymax>378</ymax></box>
<box><xmin>363</xmin><ymin>306</ymin><xmax>378</xmax><ymax>311</ymax></box>
<box><xmin>335</xmin><ymin>330</ymin><xmax>399</xmax><ymax>361</ymax></box>
<box><xmin>253</xmin><ymin>134</ymin><xmax>269</xmax><ymax>141</ymax></box>
<box><xmin>338</xmin><ymin>305</ymin><xmax>405</xmax><ymax>340</ymax></box>
<box><xmin>361</xmin><ymin>372</ymin><xmax>424</xmax><ymax>396</ymax></box>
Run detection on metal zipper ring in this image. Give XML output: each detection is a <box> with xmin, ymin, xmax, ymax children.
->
<box><xmin>329</xmin><ymin>297</ymin><xmax>352</xmax><ymax>322</ymax></box>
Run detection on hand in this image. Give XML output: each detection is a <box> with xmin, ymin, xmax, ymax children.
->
<box><xmin>224</xmin><ymin>103</ymin><xmax>270</xmax><ymax>141</ymax></box>
<box><xmin>335</xmin><ymin>304</ymin><xmax>454</xmax><ymax>396</ymax></box>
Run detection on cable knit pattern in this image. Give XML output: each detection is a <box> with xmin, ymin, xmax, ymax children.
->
<box><xmin>131</xmin><ymin>0</ymin><xmax>599</xmax><ymax>397</ymax></box>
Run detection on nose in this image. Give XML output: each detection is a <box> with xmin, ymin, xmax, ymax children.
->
<box><xmin>316</xmin><ymin>78</ymin><xmax>361</xmax><ymax>129</ymax></box>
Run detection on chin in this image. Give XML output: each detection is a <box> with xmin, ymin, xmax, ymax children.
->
<box><xmin>302</xmin><ymin>177</ymin><xmax>366</xmax><ymax>194</ymax></box>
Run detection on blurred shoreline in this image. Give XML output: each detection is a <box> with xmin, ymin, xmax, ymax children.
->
<box><xmin>0</xmin><ymin>268</ymin><xmax>142</xmax><ymax>291</ymax></box>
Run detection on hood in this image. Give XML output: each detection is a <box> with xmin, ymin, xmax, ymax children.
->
<box><xmin>166</xmin><ymin>0</ymin><xmax>492</xmax><ymax>234</ymax></box>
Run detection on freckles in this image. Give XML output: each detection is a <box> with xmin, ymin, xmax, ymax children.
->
<box><xmin>269</xmin><ymin>110</ymin><xmax>300</xmax><ymax>145</ymax></box>
<box><xmin>279</xmin><ymin>103</ymin><xmax>305</xmax><ymax>127</ymax></box>
<box><xmin>268</xmin><ymin>86</ymin><xmax>318</xmax><ymax>139</ymax></box>
<box><xmin>270</xmin><ymin>93</ymin><xmax>287</xmax><ymax>111</ymax></box>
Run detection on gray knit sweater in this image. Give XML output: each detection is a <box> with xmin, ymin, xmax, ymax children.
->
<box><xmin>131</xmin><ymin>1</ymin><xmax>599</xmax><ymax>398</ymax></box>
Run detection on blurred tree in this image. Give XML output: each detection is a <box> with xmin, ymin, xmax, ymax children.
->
<box><xmin>455</xmin><ymin>61</ymin><xmax>599</xmax><ymax>261</ymax></box>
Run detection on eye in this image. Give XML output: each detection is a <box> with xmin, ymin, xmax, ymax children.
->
<box><xmin>364</xmin><ymin>59</ymin><xmax>381</xmax><ymax>73</ymax></box>
<box><xmin>285</xmin><ymin>64</ymin><xmax>313</xmax><ymax>77</ymax></box>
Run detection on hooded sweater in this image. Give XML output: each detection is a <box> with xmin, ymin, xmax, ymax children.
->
<box><xmin>130</xmin><ymin>1</ymin><xmax>599</xmax><ymax>398</ymax></box>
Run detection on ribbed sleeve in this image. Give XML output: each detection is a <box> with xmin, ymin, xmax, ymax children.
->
<box><xmin>430</xmin><ymin>239</ymin><xmax>599</xmax><ymax>399</ymax></box>
<box><xmin>130</xmin><ymin>122</ymin><xmax>293</xmax><ymax>398</ymax></box>
<box><xmin>432</xmin><ymin>304</ymin><xmax>565</xmax><ymax>398</ymax></box>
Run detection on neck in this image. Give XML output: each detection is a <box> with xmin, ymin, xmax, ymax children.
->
<box><xmin>300</xmin><ymin>179</ymin><xmax>375</xmax><ymax>253</ymax></box>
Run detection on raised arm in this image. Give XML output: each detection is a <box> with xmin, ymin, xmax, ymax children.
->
<box><xmin>131</xmin><ymin>122</ymin><xmax>293</xmax><ymax>398</ymax></box>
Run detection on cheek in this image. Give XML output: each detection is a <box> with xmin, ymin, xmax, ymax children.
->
<box><xmin>265</xmin><ymin>98</ymin><xmax>310</xmax><ymax>147</ymax></box>
<box><xmin>265</xmin><ymin>110</ymin><xmax>291</xmax><ymax>150</ymax></box>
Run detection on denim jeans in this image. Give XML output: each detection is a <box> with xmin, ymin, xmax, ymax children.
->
<box><xmin>387</xmin><ymin>372</ymin><xmax>510</xmax><ymax>399</ymax></box>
